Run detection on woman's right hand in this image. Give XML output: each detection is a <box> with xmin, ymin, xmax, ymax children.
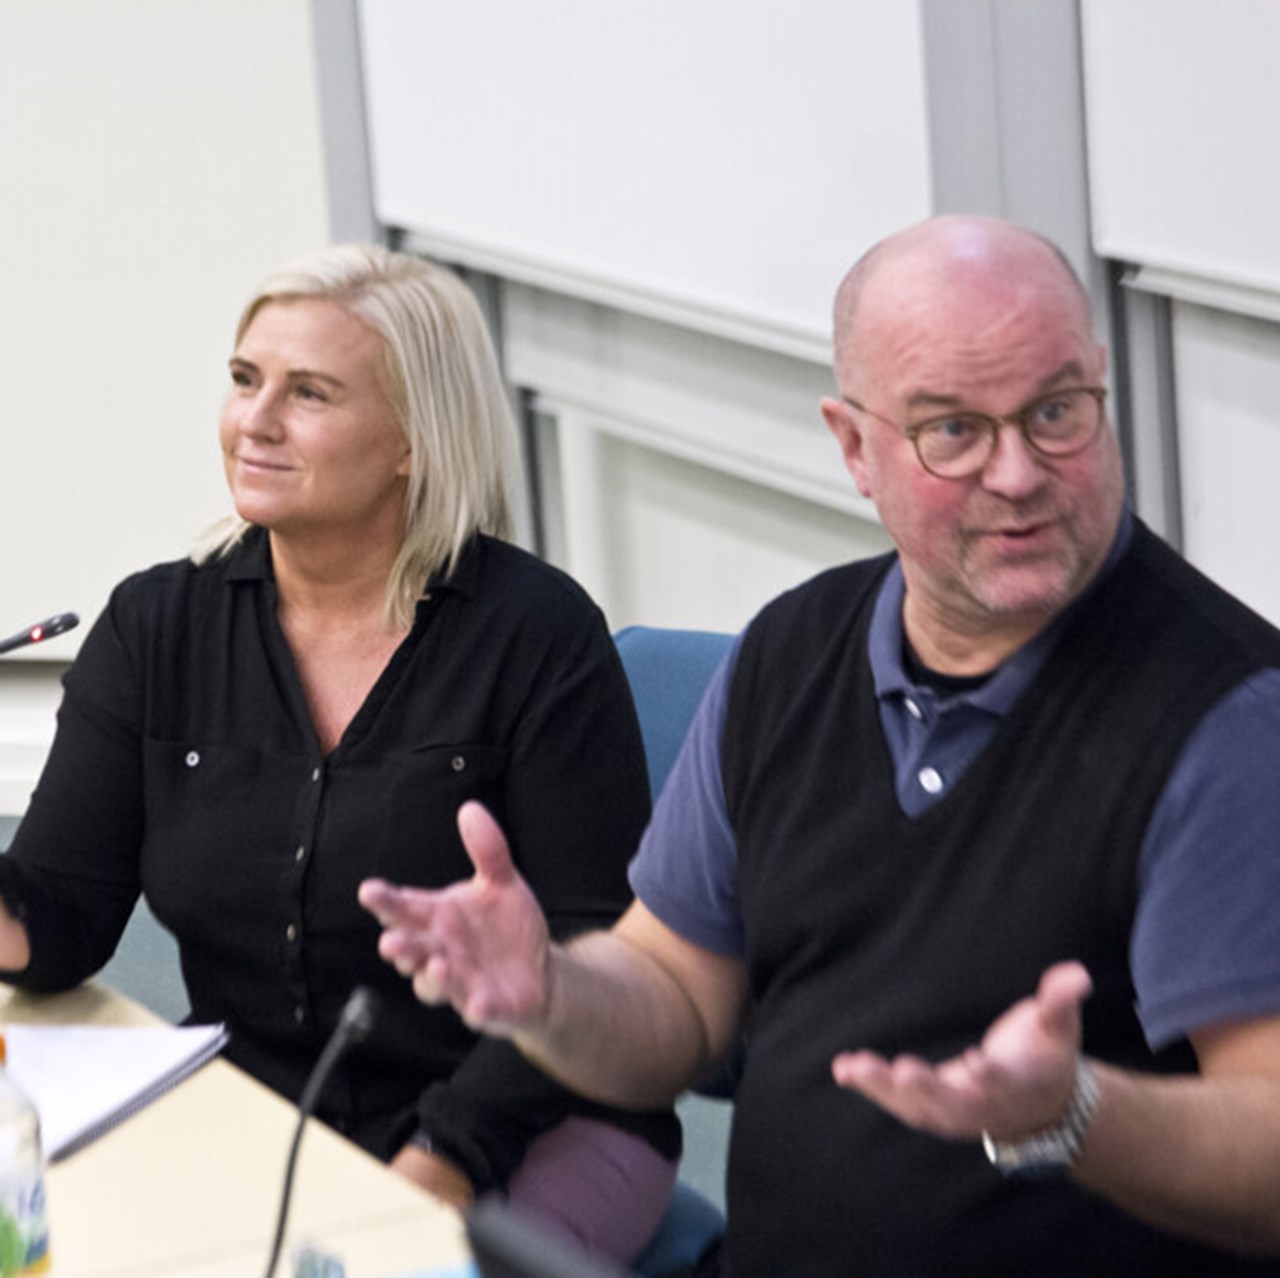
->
<box><xmin>358</xmin><ymin>801</ymin><xmax>551</xmax><ymax>1037</ymax></box>
<box><xmin>0</xmin><ymin>900</ymin><xmax>31</xmax><ymax>972</ymax></box>
<box><xmin>390</xmin><ymin>1141</ymin><xmax>476</xmax><ymax>1210</ymax></box>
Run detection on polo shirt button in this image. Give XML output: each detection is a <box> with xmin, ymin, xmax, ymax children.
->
<box><xmin>918</xmin><ymin>766</ymin><xmax>944</xmax><ymax>794</ymax></box>
<box><xmin>295</xmin><ymin>845</ymin><xmax>306</xmax><ymax>863</ymax></box>
<box><xmin>294</xmin><ymin>1005</ymin><xmax>305</xmax><ymax>1025</ymax></box>
<box><xmin>311</xmin><ymin>767</ymin><xmax>321</xmax><ymax>782</ymax></box>
<box><xmin>185</xmin><ymin>751</ymin><xmax>200</xmax><ymax>767</ymax></box>
<box><xmin>451</xmin><ymin>755</ymin><xmax>466</xmax><ymax>772</ymax></box>
<box><xmin>286</xmin><ymin>924</ymin><xmax>298</xmax><ymax>942</ymax></box>
<box><xmin>904</xmin><ymin>698</ymin><xmax>923</xmax><ymax>720</ymax></box>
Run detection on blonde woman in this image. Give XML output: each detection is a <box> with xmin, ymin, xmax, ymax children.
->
<box><xmin>0</xmin><ymin>246</ymin><xmax>677</xmax><ymax>1262</ymax></box>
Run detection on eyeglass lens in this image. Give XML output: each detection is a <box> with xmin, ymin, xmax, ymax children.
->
<box><xmin>915</xmin><ymin>389</ymin><xmax>1100</xmax><ymax>475</ymax></box>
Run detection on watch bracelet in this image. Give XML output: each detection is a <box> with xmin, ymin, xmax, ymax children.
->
<box><xmin>982</xmin><ymin>1057</ymin><xmax>1100</xmax><ymax>1172</ymax></box>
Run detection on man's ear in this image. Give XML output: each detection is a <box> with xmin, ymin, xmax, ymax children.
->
<box><xmin>820</xmin><ymin>397</ymin><xmax>874</xmax><ymax>498</ymax></box>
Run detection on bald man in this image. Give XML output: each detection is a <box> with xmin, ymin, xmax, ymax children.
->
<box><xmin>363</xmin><ymin>218</ymin><xmax>1280</xmax><ymax>1276</ymax></box>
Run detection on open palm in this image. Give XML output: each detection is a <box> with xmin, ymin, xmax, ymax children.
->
<box><xmin>360</xmin><ymin>801</ymin><xmax>551</xmax><ymax>1036</ymax></box>
<box><xmin>831</xmin><ymin>961</ymin><xmax>1093</xmax><ymax>1140</ymax></box>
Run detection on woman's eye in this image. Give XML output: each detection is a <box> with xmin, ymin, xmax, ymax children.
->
<box><xmin>295</xmin><ymin>383</ymin><xmax>328</xmax><ymax>403</ymax></box>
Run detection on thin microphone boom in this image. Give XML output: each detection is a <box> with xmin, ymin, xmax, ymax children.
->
<box><xmin>261</xmin><ymin>986</ymin><xmax>380</xmax><ymax>1278</ymax></box>
<box><xmin>0</xmin><ymin>613</ymin><xmax>79</xmax><ymax>656</ymax></box>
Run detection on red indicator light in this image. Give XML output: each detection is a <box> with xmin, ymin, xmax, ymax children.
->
<box><xmin>29</xmin><ymin>627</ymin><xmax>43</xmax><ymax>643</ymax></box>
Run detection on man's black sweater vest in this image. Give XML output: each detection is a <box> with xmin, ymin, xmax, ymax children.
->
<box><xmin>719</xmin><ymin>520</ymin><xmax>1280</xmax><ymax>1277</ymax></box>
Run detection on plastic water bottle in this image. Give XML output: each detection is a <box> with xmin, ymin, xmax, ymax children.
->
<box><xmin>0</xmin><ymin>1033</ymin><xmax>49</xmax><ymax>1274</ymax></box>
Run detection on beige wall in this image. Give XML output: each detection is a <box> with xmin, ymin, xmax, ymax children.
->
<box><xmin>0</xmin><ymin>0</ymin><xmax>331</xmax><ymax>812</ymax></box>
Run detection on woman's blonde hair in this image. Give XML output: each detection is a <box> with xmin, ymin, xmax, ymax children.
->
<box><xmin>196</xmin><ymin>243</ymin><xmax>519</xmax><ymax>629</ymax></box>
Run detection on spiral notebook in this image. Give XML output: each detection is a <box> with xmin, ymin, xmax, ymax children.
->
<box><xmin>3</xmin><ymin>1021</ymin><xmax>229</xmax><ymax>1160</ymax></box>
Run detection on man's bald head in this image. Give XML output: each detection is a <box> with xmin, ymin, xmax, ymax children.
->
<box><xmin>832</xmin><ymin>217</ymin><xmax>1094</xmax><ymax>389</ymax></box>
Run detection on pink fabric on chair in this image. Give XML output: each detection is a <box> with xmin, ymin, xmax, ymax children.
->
<box><xmin>507</xmin><ymin>1117</ymin><xmax>679</xmax><ymax>1264</ymax></box>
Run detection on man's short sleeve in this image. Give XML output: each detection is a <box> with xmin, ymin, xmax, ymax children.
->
<box><xmin>628</xmin><ymin>639</ymin><xmax>746</xmax><ymax>956</ymax></box>
<box><xmin>1134</xmin><ymin>668</ymin><xmax>1280</xmax><ymax>1048</ymax></box>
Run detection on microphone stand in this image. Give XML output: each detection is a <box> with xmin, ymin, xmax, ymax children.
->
<box><xmin>261</xmin><ymin>987</ymin><xmax>379</xmax><ymax>1278</ymax></box>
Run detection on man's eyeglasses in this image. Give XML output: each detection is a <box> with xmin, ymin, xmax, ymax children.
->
<box><xmin>840</xmin><ymin>386</ymin><xmax>1107</xmax><ymax>480</ymax></box>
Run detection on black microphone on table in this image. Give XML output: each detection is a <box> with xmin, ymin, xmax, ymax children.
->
<box><xmin>261</xmin><ymin>986</ymin><xmax>380</xmax><ymax>1278</ymax></box>
<box><xmin>0</xmin><ymin>613</ymin><xmax>79</xmax><ymax>656</ymax></box>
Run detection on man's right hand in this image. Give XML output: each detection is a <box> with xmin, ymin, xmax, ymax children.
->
<box><xmin>358</xmin><ymin>800</ymin><xmax>551</xmax><ymax>1037</ymax></box>
<box><xmin>364</xmin><ymin>800</ymin><xmax>749</xmax><ymax>1110</ymax></box>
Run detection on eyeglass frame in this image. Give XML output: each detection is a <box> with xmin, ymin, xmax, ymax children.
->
<box><xmin>839</xmin><ymin>385</ymin><xmax>1108</xmax><ymax>480</ymax></box>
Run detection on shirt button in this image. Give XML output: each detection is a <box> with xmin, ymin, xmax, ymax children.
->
<box><xmin>918</xmin><ymin>766</ymin><xmax>944</xmax><ymax>794</ymax></box>
<box><xmin>904</xmin><ymin>698</ymin><xmax>923</xmax><ymax>720</ymax></box>
<box><xmin>293</xmin><ymin>1006</ymin><xmax>305</xmax><ymax>1025</ymax></box>
<box><xmin>311</xmin><ymin>767</ymin><xmax>321</xmax><ymax>783</ymax></box>
<box><xmin>450</xmin><ymin>755</ymin><xmax>466</xmax><ymax>772</ymax></box>
<box><xmin>295</xmin><ymin>845</ymin><xmax>306</xmax><ymax>863</ymax></box>
<box><xmin>185</xmin><ymin>750</ymin><xmax>200</xmax><ymax>767</ymax></box>
<box><xmin>286</xmin><ymin>924</ymin><xmax>298</xmax><ymax>942</ymax></box>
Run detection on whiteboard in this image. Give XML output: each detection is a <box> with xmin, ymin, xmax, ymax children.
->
<box><xmin>357</xmin><ymin>0</ymin><xmax>933</xmax><ymax>359</ymax></box>
<box><xmin>1082</xmin><ymin>0</ymin><xmax>1280</xmax><ymax>293</ymax></box>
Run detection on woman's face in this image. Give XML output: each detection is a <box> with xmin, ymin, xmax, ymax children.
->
<box><xmin>219</xmin><ymin>297</ymin><xmax>411</xmax><ymax>544</ymax></box>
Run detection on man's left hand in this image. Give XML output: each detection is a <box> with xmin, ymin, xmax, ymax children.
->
<box><xmin>831</xmin><ymin>960</ymin><xmax>1092</xmax><ymax>1141</ymax></box>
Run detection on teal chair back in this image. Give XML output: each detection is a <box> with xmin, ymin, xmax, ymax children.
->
<box><xmin>613</xmin><ymin>626</ymin><xmax>736</xmax><ymax>1277</ymax></box>
<box><xmin>613</xmin><ymin>626</ymin><xmax>735</xmax><ymax>803</ymax></box>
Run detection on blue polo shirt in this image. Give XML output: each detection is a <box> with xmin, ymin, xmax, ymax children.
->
<box><xmin>630</xmin><ymin>511</ymin><xmax>1280</xmax><ymax>1050</ymax></box>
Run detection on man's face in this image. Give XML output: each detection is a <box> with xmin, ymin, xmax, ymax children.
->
<box><xmin>823</xmin><ymin>230</ymin><xmax>1125</xmax><ymax>668</ymax></box>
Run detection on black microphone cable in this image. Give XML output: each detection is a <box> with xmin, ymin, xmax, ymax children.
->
<box><xmin>261</xmin><ymin>986</ymin><xmax>380</xmax><ymax>1278</ymax></box>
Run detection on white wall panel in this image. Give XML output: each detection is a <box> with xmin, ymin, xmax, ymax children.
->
<box><xmin>1082</xmin><ymin>0</ymin><xmax>1280</xmax><ymax>294</ymax></box>
<box><xmin>1174</xmin><ymin>300</ymin><xmax>1280</xmax><ymax>626</ymax></box>
<box><xmin>358</xmin><ymin>0</ymin><xmax>933</xmax><ymax>359</ymax></box>
<box><xmin>546</xmin><ymin>420</ymin><xmax>893</xmax><ymax>634</ymax></box>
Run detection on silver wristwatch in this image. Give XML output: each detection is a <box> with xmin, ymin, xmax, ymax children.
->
<box><xmin>982</xmin><ymin>1058</ymin><xmax>1100</xmax><ymax>1178</ymax></box>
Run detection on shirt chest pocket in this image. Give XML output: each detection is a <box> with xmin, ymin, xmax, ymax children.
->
<box><xmin>144</xmin><ymin>738</ymin><xmax>297</xmax><ymax>850</ymax></box>
<box><xmin>141</xmin><ymin>738</ymin><xmax>305</xmax><ymax>931</ymax></box>
<box><xmin>377</xmin><ymin>742</ymin><xmax>508</xmax><ymax>885</ymax></box>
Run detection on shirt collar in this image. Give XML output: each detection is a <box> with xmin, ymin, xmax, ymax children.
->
<box><xmin>424</xmin><ymin>534</ymin><xmax>483</xmax><ymax>599</ymax></box>
<box><xmin>221</xmin><ymin>526</ymin><xmax>486</xmax><ymax>601</ymax></box>
<box><xmin>869</xmin><ymin>507</ymin><xmax>1134</xmax><ymax>716</ymax></box>
<box><xmin>224</xmin><ymin>525</ymin><xmax>272</xmax><ymax>582</ymax></box>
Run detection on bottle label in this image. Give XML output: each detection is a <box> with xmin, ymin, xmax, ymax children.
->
<box><xmin>0</xmin><ymin>1173</ymin><xmax>49</xmax><ymax>1274</ymax></box>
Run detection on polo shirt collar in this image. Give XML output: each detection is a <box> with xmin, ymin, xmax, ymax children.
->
<box><xmin>869</xmin><ymin>507</ymin><xmax>1135</xmax><ymax>716</ymax></box>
